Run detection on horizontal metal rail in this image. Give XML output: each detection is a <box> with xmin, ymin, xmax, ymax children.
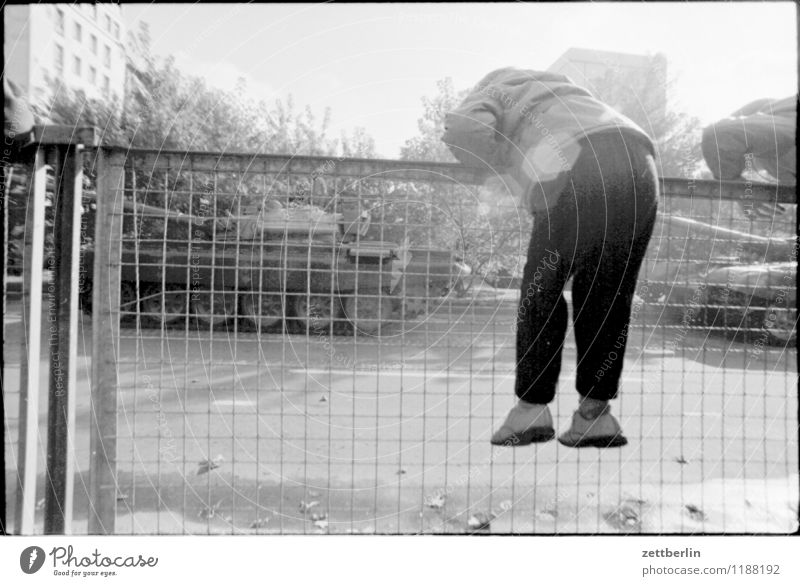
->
<box><xmin>96</xmin><ymin>146</ymin><xmax>795</xmax><ymax>203</ymax></box>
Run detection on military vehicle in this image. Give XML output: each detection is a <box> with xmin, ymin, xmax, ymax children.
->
<box><xmin>698</xmin><ymin>261</ymin><xmax>796</xmax><ymax>346</ymax></box>
<box><xmin>641</xmin><ymin>213</ymin><xmax>796</xmax><ymax>345</ymax></box>
<box><xmin>80</xmin><ymin>196</ymin><xmax>470</xmax><ymax>336</ymax></box>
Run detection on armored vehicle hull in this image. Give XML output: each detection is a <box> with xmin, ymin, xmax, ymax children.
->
<box><xmin>82</xmin><ymin>235</ymin><xmax>403</xmax><ymax>334</ymax></box>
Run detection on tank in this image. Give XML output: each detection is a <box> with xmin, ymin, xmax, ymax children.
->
<box><xmin>400</xmin><ymin>247</ymin><xmax>472</xmax><ymax>317</ymax></box>
<box><xmin>80</xmin><ymin>197</ymin><xmax>470</xmax><ymax>335</ymax></box>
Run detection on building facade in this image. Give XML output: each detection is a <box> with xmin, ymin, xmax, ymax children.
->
<box><xmin>4</xmin><ymin>3</ymin><xmax>126</xmax><ymax>109</ymax></box>
<box><xmin>548</xmin><ymin>47</ymin><xmax>667</xmax><ymax>120</ymax></box>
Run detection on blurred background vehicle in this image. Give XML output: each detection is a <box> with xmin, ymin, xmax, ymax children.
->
<box><xmin>641</xmin><ymin>213</ymin><xmax>796</xmax><ymax>346</ymax></box>
<box><xmin>78</xmin><ymin>193</ymin><xmax>470</xmax><ymax>336</ymax></box>
<box><xmin>698</xmin><ymin>261</ymin><xmax>795</xmax><ymax>346</ymax></box>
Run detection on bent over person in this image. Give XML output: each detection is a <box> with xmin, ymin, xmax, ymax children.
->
<box><xmin>442</xmin><ymin>68</ymin><xmax>658</xmax><ymax>448</ymax></box>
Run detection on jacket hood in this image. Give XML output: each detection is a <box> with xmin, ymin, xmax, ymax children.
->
<box><xmin>442</xmin><ymin>67</ymin><xmax>655</xmax><ymax>211</ymax></box>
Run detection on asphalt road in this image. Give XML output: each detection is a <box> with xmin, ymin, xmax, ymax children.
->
<box><xmin>4</xmin><ymin>296</ymin><xmax>798</xmax><ymax>534</ymax></box>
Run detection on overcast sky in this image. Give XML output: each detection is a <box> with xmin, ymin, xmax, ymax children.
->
<box><xmin>123</xmin><ymin>2</ymin><xmax>797</xmax><ymax>157</ymax></box>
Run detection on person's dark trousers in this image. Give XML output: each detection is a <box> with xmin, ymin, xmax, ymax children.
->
<box><xmin>515</xmin><ymin>131</ymin><xmax>658</xmax><ymax>404</ymax></box>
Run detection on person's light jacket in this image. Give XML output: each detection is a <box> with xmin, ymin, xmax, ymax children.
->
<box><xmin>441</xmin><ymin>67</ymin><xmax>655</xmax><ymax>212</ymax></box>
<box><xmin>701</xmin><ymin>96</ymin><xmax>796</xmax><ymax>183</ymax></box>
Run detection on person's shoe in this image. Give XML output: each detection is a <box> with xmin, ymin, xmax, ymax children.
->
<box><xmin>490</xmin><ymin>402</ymin><xmax>555</xmax><ymax>446</ymax></box>
<box><xmin>557</xmin><ymin>405</ymin><xmax>628</xmax><ymax>448</ymax></box>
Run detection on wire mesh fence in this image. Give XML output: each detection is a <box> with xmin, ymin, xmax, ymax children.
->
<box><xmin>4</xmin><ymin>146</ymin><xmax>798</xmax><ymax>534</ymax></box>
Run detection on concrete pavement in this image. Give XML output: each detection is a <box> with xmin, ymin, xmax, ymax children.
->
<box><xmin>3</xmin><ymin>297</ymin><xmax>797</xmax><ymax>534</ymax></box>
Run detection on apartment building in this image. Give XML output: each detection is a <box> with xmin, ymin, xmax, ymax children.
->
<box><xmin>4</xmin><ymin>3</ymin><xmax>126</xmax><ymax>107</ymax></box>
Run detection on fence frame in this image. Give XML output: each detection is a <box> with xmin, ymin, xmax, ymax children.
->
<box><xmin>83</xmin><ymin>145</ymin><xmax>796</xmax><ymax>532</ymax></box>
<box><xmin>121</xmin><ymin>147</ymin><xmax>796</xmax><ymax>204</ymax></box>
<box><xmin>88</xmin><ymin>147</ymin><xmax>125</xmax><ymax>534</ymax></box>
<box><xmin>43</xmin><ymin>140</ymin><xmax>86</xmax><ymax>534</ymax></box>
<box><xmin>8</xmin><ymin>126</ymin><xmax>97</xmax><ymax>535</ymax></box>
<box><xmin>13</xmin><ymin>144</ymin><xmax>48</xmax><ymax>534</ymax></box>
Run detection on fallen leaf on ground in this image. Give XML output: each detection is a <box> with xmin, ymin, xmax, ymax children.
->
<box><xmin>198</xmin><ymin>499</ymin><xmax>224</xmax><ymax>520</ymax></box>
<box><xmin>604</xmin><ymin>503</ymin><xmax>641</xmax><ymax>532</ymax></box>
<box><xmin>249</xmin><ymin>517</ymin><xmax>269</xmax><ymax>529</ymax></box>
<box><xmin>299</xmin><ymin>500</ymin><xmax>320</xmax><ymax>513</ymax></box>
<box><xmin>196</xmin><ymin>455</ymin><xmax>224</xmax><ymax>475</ymax></box>
<box><xmin>312</xmin><ymin>512</ymin><xmax>329</xmax><ymax>529</ymax></box>
<box><xmin>425</xmin><ymin>493</ymin><xmax>446</xmax><ymax>509</ymax></box>
<box><xmin>467</xmin><ymin>512</ymin><xmax>493</xmax><ymax>530</ymax></box>
<box><xmin>685</xmin><ymin>504</ymin><xmax>707</xmax><ymax>522</ymax></box>
<box><xmin>497</xmin><ymin>500</ymin><xmax>512</xmax><ymax>512</ymax></box>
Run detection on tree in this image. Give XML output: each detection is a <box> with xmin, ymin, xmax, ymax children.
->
<box><xmin>400</xmin><ymin>78</ymin><xmax>469</xmax><ymax>162</ymax></box>
<box><xmin>589</xmin><ymin>54</ymin><xmax>706</xmax><ymax>179</ymax></box>
<box><xmin>398</xmin><ymin>78</ymin><xmax>529</xmax><ymax>287</ymax></box>
<box><xmin>340</xmin><ymin>127</ymin><xmax>376</xmax><ymax>158</ymax></box>
<box><xmin>7</xmin><ymin>26</ymin><xmax>380</xmax><ymax>264</ymax></box>
<box><xmin>37</xmin><ymin>18</ymin><xmax>374</xmax><ymax>159</ymax></box>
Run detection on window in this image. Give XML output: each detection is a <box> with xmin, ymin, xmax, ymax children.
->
<box><xmin>74</xmin><ymin>22</ymin><xmax>82</xmax><ymax>42</ymax></box>
<box><xmin>91</xmin><ymin>35</ymin><xmax>97</xmax><ymax>54</ymax></box>
<box><xmin>54</xmin><ymin>44</ymin><xmax>64</xmax><ymax>75</ymax></box>
<box><xmin>104</xmin><ymin>45</ymin><xmax>111</xmax><ymax>67</ymax></box>
<box><xmin>103</xmin><ymin>75</ymin><xmax>110</xmax><ymax>96</ymax></box>
<box><xmin>114</xmin><ymin>22</ymin><xmax>120</xmax><ymax>40</ymax></box>
<box><xmin>93</xmin><ymin>5</ymin><xmax>97</xmax><ymax>20</ymax></box>
<box><xmin>73</xmin><ymin>56</ymin><xmax>81</xmax><ymax>77</ymax></box>
<box><xmin>89</xmin><ymin>66</ymin><xmax>97</xmax><ymax>84</ymax></box>
<box><xmin>105</xmin><ymin>15</ymin><xmax>111</xmax><ymax>32</ymax></box>
<box><xmin>56</xmin><ymin>9</ymin><xmax>64</xmax><ymax>35</ymax></box>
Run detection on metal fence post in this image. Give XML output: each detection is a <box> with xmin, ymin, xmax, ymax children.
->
<box><xmin>14</xmin><ymin>145</ymin><xmax>48</xmax><ymax>534</ymax></box>
<box><xmin>0</xmin><ymin>163</ymin><xmax>7</xmax><ymax>534</ymax></box>
<box><xmin>88</xmin><ymin>147</ymin><xmax>125</xmax><ymax>534</ymax></box>
<box><xmin>43</xmin><ymin>142</ymin><xmax>86</xmax><ymax>534</ymax></box>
